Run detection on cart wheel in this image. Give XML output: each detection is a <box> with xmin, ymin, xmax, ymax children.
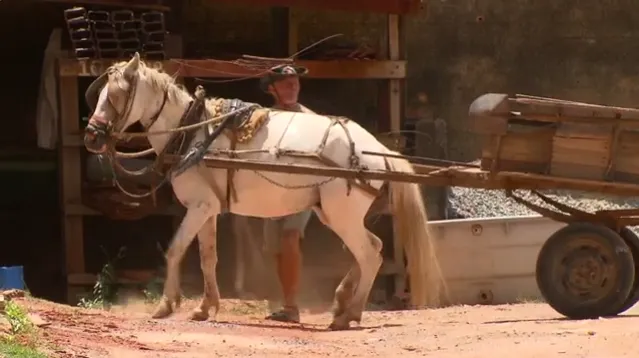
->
<box><xmin>611</xmin><ymin>228</ymin><xmax>639</xmax><ymax>314</ymax></box>
<box><xmin>536</xmin><ymin>222</ymin><xmax>635</xmax><ymax>319</ymax></box>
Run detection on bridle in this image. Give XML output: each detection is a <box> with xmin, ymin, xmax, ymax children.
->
<box><xmin>86</xmin><ymin>65</ymin><xmax>174</xmax><ymax>199</ymax></box>
<box><xmin>85</xmin><ymin>65</ymin><xmax>258</xmax><ymax>201</ymax></box>
<box><xmin>86</xmin><ymin>66</ymin><xmax>169</xmax><ymax>144</ymax></box>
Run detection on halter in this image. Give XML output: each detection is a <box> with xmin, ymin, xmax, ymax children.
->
<box><xmin>84</xmin><ymin>64</ymin><xmax>247</xmax><ymax>201</ymax></box>
<box><xmin>85</xmin><ymin>65</ymin><xmax>174</xmax><ymax>199</ymax></box>
<box><xmin>85</xmin><ymin>66</ymin><xmax>169</xmax><ymax>142</ymax></box>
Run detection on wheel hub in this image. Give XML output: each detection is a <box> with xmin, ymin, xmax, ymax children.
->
<box><xmin>563</xmin><ymin>248</ymin><xmax>610</xmax><ymax>296</ymax></box>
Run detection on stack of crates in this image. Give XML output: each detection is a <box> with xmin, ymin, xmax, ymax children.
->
<box><xmin>64</xmin><ymin>7</ymin><xmax>167</xmax><ymax>60</ymax></box>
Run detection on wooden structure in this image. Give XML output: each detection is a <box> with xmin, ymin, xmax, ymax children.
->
<box><xmin>58</xmin><ymin>0</ymin><xmax>421</xmax><ymax>301</ymax></box>
<box><xmin>475</xmin><ymin>93</ymin><xmax>639</xmax><ymax>183</ymax></box>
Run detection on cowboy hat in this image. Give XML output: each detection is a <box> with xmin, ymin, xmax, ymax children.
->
<box><xmin>259</xmin><ymin>64</ymin><xmax>309</xmax><ymax>92</ymax></box>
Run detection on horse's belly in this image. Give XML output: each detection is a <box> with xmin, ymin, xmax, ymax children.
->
<box><xmin>230</xmin><ymin>170</ymin><xmax>320</xmax><ymax>217</ymax></box>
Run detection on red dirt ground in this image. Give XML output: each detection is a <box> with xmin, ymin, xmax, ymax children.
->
<box><xmin>6</xmin><ymin>296</ymin><xmax>639</xmax><ymax>358</ymax></box>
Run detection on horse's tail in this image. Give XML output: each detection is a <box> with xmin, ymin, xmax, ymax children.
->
<box><xmin>386</xmin><ymin>154</ymin><xmax>445</xmax><ymax>308</ymax></box>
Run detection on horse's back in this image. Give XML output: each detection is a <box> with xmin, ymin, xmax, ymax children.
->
<box><xmin>239</xmin><ymin>111</ymin><xmax>388</xmax><ymax>170</ymax></box>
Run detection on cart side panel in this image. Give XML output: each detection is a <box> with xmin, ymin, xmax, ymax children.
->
<box><xmin>614</xmin><ymin>130</ymin><xmax>639</xmax><ymax>183</ymax></box>
<box><xmin>480</xmin><ymin>126</ymin><xmax>554</xmax><ymax>174</ymax></box>
<box><xmin>549</xmin><ymin>122</ymin><xmax>612</xmax><ymax>181</ymax></box>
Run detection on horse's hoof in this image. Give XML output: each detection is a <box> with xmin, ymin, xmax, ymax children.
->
<box><xmin>328</xmin><ymin>320</ymin><xmax>350</xmax><ymax>331</ymax></box>
<box><xmin>151</xmin><ymin>301</ymin><xmax>173</xmax><ymax>319</ymax></box>
<box><xmin>331</xmin><ymin>306</ymin><xmax>345</xmax><ymax>318</ymax></box>
<box><xmin>188</xmin><ymin>309</ymin><xmax>209</xmax><ymax>322</ymax></box>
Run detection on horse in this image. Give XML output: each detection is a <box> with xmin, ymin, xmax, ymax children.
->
<box><xmin>82</xmin><ymin>52</ymin><xmax>444</xmax><ymax>330</ymax></box>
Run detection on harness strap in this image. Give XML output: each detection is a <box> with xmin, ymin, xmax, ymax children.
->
<box><xmin>224</xmin><ymin>130</ymin><xmax>239</xmax><ymax>212</ymax></box>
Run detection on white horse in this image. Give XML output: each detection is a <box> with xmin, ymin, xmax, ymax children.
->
<box><xmin>83</xmin><ymin>53</ymin><xmax>443</xmax><ymax>330</ymax></box>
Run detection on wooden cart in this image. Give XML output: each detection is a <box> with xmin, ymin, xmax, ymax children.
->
<box><xmin>181</xmin><ymin>93</ymin><xmax>639</xmax><ymax>319</ymax></box>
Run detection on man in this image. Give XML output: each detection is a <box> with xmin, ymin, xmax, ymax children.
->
<box><xmin>238</xmin><ymin>64</ymin><xmax>313</xmax><ymax>323</ymax></box>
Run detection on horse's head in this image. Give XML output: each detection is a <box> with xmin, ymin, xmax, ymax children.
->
<box><xmin>83</xmin><ymin>52</ymin><xmax>168</xmax><ymax>154</ymax></box>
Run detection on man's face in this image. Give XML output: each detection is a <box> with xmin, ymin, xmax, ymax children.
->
<box><xmin>268</xmin><ymin>76</ymin><xmax>300</xmax><ymax>105</ymax></box>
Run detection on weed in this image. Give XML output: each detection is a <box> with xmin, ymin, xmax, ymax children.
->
<box><xmin>142</xmin><ymin>276</ymin><xmax>164</xmax><ymax>303</ymax></box>
<box><xmin>0</xmin><ymin>340</ymin><xmax>45</xmax><ymax>358</ymax></box>
<box><xmin>0</xmin><ymin>301</ymin><xmax>44</xmax><ymax>357</ymax></box>
<box><xmin>78</xmin><ymin>247</ymin><xmax>126</xmax><ymax>309</ymax></box>
<box><xmin>3</xmin><ymin>301</ymin><xmax>33</xmax><ymax>336</ymax></box>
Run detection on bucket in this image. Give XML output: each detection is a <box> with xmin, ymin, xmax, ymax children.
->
<box><xmin>0</xmin><ymin>266</ymin><xmax>24</xmax><ymax>290</ymax></box>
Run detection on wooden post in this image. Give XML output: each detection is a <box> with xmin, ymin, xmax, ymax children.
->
<box><xmin>388</xmin><ymin>14</ymin><xmax>407</xmax><ymax>300</ymax></box>
<box><xmin>58</xmin><ymin>72</ymin><xmax>85</xmax><ymax>303</ymax></box>
<box><xmin>287</xmin><ymin>8</ymin><xmax>298</xmax><ymax>56</ymax></box>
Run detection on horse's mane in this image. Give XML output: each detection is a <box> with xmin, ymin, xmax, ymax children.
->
<box><xmin>112</xmin><ymin>60</ymin><xmax>221</xmax><ymax>113</ymax></box>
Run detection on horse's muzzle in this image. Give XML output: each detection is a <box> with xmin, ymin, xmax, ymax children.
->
<box><xmin>84</xmin><ymin>118</ymin><xmax>108</xmax><ymax>154</ymax></box>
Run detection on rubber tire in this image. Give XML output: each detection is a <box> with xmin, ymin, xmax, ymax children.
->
<box><xmin>611</xmin><ymin>227</ymin><xmax>639</xmax><ymax>314</ymax></box>
<box><xmin>536</xmin><ymin>222</ymin><xmax>635</xmax><ymax>319</ymax></box>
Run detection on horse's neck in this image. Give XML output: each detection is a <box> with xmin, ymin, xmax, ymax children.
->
<box><xmin>146</xmin><ymin>95</ymin><xmax>192</xmax><ymax>154</ymax></box>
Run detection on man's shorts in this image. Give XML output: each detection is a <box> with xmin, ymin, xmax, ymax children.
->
<box><xmin>263</xmin><ymin>210</ymin><xmax>313</xmax><ymax>254</ymax></box>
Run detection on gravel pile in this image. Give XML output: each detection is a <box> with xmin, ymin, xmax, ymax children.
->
<box><xmin>447</xmin><ymin>187</ymin><xmax>639</xmax><ymax>221</ymax></box>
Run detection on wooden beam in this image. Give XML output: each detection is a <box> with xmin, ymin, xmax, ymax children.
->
<box><xmin>58</xmin><ymin>76</ymin><xmax>85</xmax><ymax>281</ymax></box>
<box><xmin>271</xmin><ymin>7</ymin><xmax>291</xmax><ymax>57</ymax></box>
<box><xmin>40</xmin><ymin>0</ymin><xmax>171</xmax><ymax>11</ymax></box>
<box><xmin>65</xmin><ymin>203</ymin><xmax>184</xmax><ymax>216</ymax></box>
<box><xmin>387</xmin><ymin>13</ymin><xmax>406</xmax><ymax>300</ymax></box>
<box><xmin>288</xmin><ymin>8</ymin><xmax>298</xmax><ymax>56</ymax></box>
<box><xmin>67</xmin><ymin>259</ymin><xmax>402</xmax><ymax>286</ymax></box>
<box><xmin>202</xmin><ymin>0</ymin><xmax>421</xmax><ymax>14</ymax></box>
<box><xmin>58</xmin><ymin>58</ymin><xmax>406</xmax><ymax>79</ymax></box>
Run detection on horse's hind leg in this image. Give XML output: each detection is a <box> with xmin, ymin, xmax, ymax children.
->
<box><xmin>319</xmin><ymin>187</ymin><xmax>382</xmax><ymax>330</ymax></box>
<box><xmin>332</xmin><ymin>231</ymin><xmax>383</xmax><ymax>325</ymax></box>
<box><xmin>330</xmin><ymin>226</ymin><xmax>381</xmax><ymax>330</ymax></box>
<box><xmin>313</xmin><ymin>206</ymin><xmax>360</xmax><ymax>318</ymax></box>
<box><xmin>188</xmin><ymin>215</ymin><xmax>221</xmax><ymax>321</ymax></box>
<box><xmin>348</xmin><ymin>231</ymin><xmax>383</xmax><ymax>319</ymax></box>
<box><xmin>332</xmin><ymin>265</ymin><xmax>360</xmax><ymax>318</ymax></box>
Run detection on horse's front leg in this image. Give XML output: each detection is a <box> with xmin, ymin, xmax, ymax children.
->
<box><xmin>188</xmin><ymin>215</ymin><xmax>221</xmax><ymax>321</ymax></box>
<box><xmin>152</xmin><ymin>202</ymin><xmax>215</xmax><ymax>319</ymax></box>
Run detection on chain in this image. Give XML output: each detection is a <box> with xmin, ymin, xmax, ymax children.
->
<box><xmin>253</xmin><ymin>170</ymin><xmax>337</xmax><ymax>189</ymax></box>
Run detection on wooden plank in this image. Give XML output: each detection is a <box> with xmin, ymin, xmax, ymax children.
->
<box><xmin>202</xmin><ymin>0</ymin><xmax>421</xmax><ymax>14</ymax></box>
<box><xmin>555</xmin><ymin>122</ymin><xmax>614</xmax><ymax>139</ymax></box>
<box><xmin>616</xmin><ymin>131</ymin><xmax>639</xmax><ymax>174</ymax></box>
<box><xmin>58</xmin><ymin>76</ymin><xmax>85</xmax><ymax>279</ymax></box>
<box><xmin>288</xmin><ymin>8</ymin><xmax>298</xmax><ymax>56</ymax></box>
<box><xmin>68</xmin><ymin>271</ymin><xmax>158</xmax><ymax>285</ymax></box>
<box><xmin>550</xmin><ymin>136</ymin><xmax>610</xmax><ymax>180</ymax></box>
<box><xmin>482</xmin><ymin>132</ymin><xmax>554</xmax><ymax>163</ymax></box>
<box><xmin>65</xmin><ymin>203</ymin><xmax>184</xmax><ymax>216</ymax></box>
<box><xmin>40</xmin><ymin>0</ymin><xmax>171</xmax><ymax>11</ymax></box>
<box><xmin>58</xmin><ymin>58</ymin><xmax>406</xmax><ymax>79</ymax></box>
<box><xmin>68</xmin><ymin>260</ymin><xmax>402</xmax><ymax>286</ymax></box>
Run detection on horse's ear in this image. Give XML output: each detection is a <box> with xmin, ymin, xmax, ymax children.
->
<box><xmin>123</xmin><ymin>52</ymin><xmax>141</xmax><ymax>78</ymax></box>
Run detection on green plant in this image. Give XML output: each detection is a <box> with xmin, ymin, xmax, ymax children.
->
<box><xmin>143</xmin><ymin>276</ymin><xmax>165</xmax><ymax>303</ymax></box>
<box><xmin>78</xmin><ymin>246</ymin><xmax>126</xmax><ymax>309</ymax></box>
<box><xmin>0</xmin><ymin>340</ymin><xmax>45</xmax><ymax>358</ymax></box>
<box><xmin>142</xmin><ymin>242</ymin><xmax>168</xmax><ymax>303</ymax></box>
<box><xmin>3</xmin><ymin>302</ymin><xmax>33</xmax><ymax>336</ymax></box>
<box><xmin>0</xmin><ymin>301</ymin><xmax>44</xmax><ymax>357</ymax></box>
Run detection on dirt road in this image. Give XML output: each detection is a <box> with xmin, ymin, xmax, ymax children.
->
<box><xmin>13</xmin><ymin>297</ymin><xmax>639</xmax><ymax>358</ymax></box>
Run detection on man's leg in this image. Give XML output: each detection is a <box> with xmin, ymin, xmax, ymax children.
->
<box><xmin>265</xmin><ymin>210</ymin><xmax>312</xmax><ymax>323</ymax></box>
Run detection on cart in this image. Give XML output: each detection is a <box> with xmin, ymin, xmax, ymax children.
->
<box><xmin>176</xmin><ymin>92</ymin><xmax>639</xmax><ymax>320</ymax></box>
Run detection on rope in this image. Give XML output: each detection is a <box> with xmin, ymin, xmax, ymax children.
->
<box><xmin>112</xmin><ymin>105</ymin><xmax>256</xmax><ymax>139</ymax></box>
